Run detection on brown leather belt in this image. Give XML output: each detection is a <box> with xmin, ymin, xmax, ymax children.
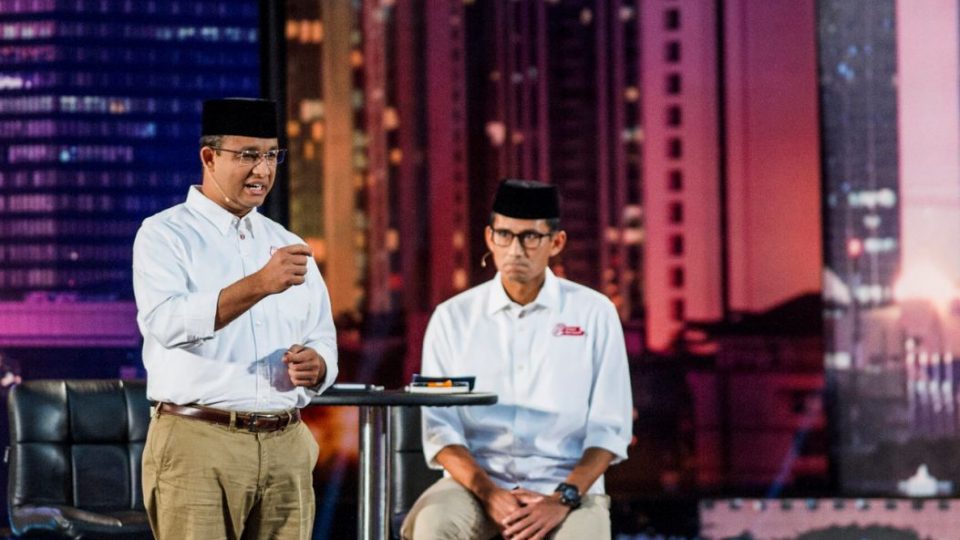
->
<box><xmin>156</xmin><ymin>402</ymin><xmax>300</xmax><ymax>433</ymax></box>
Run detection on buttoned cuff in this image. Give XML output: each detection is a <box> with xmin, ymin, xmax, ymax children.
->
<box><xmin>182</xmin><ymin>290</ymin><xmax>219</xmax><ymax>343</ymax></box>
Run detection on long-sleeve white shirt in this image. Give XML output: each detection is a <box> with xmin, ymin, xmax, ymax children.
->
<box><xmin>133</xmin><ymin>186</ymin><xmax>338</xmax><ymax>411</ymax></box>
<box><xmin>420</xmin><ymin>268</ymin><xmax>633</xmax><ymax>495</ymax></box>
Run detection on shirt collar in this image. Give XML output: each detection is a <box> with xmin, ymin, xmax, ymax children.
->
<box><xmin>185</xmin><ymin>185</ymin><xmax>258</xmax><ymax>236</ymax></box>
<box><xmin>485</xmin><ymin>267</ymin><xmax>561</xmax><ymax>315</ymax></box>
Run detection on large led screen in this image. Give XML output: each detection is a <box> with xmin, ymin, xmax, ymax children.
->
<box><xmin>821</xmin><ymin>0</ymin><xmax>960</xmax><ymax>495</ymax></box>
<box><xmin>0</xmin><ymin>0</ymin><xmax>261</xmax><ymax>347</ymax></box>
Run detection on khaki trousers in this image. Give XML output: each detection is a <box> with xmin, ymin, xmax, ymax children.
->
<box><xmin>142</xmin><ymin>412</ymin><xmax>319</xmax><ymax>540</ymax></box>
<box><xmin>400</xmin><ymin>477</ymin><xmax>611</xmax><ymax>540</ymax></box>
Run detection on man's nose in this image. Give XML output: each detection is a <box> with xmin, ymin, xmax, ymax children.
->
<box><xmin>507</xmin><ymin>235</ymin><xmax>526</xmax><ymax>255</ymax></box>
<box><xmin>251</xmin><ymin>157</ymin><xmax>271</xmax><ymax>176</ymax></box>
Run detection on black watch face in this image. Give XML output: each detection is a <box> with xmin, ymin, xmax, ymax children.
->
<box><xmin>558</xmin><ymin>484</ymin><xmax>580</xmax><ymax>507</ymax></box>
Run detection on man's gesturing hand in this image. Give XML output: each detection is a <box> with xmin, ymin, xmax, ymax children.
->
<box><xmin>256</xmin><ymin>244</ymin><xmax>312</xmax><ymax>294</ymax></box>
<box><xmin>283</xmin><ymin>344</ymin><xmax>325</xmax><ymax>387</ymax></box>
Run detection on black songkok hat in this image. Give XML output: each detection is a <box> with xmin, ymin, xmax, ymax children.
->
<box><xmin>492</xmin><ymin>178</ymin><xmax>560</xmax><ymax>220</ymax></box>
<box><xmin>202</xmin><ymin>98</ymin><xmax>278</xmax><ymax>138</ymax></box>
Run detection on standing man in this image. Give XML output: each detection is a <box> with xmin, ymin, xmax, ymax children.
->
<box><xmin>133</xmin><ymin>98</ymin><xmax>338</xmax><ymax>540</ymax></box>
<box><xmin>402</xmin><ymin>179</ymin><xmax>633</xmax><ymax>540</ymax></box>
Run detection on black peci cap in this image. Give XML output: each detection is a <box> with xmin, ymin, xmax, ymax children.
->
<box><xmin>201</xmin><ymin>98</ymin><xmax>278</xmax><ymax>138</ymax></box>
<box><xmin>491</xmin><ymin>178</ymin><xmax>560</xmax><ymax>220</ymax></box>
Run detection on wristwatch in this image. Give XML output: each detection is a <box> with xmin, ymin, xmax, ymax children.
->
<box><xmin>554</xmin><ymin>482</ymin><xmax>582</xmax><ymax>509</ymax></box>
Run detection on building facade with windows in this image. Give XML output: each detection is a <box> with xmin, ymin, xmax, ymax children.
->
<box><xmin>0</xmin><ymin>0</ymin><xmax>261</xmax><ymax>346</ymax></box>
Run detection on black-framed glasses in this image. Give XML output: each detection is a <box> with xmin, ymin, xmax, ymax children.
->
<box><xmin>215</xmin><ymin>147</ymin><xmax>287</xmax><ymax>166</ymax></box>
<box><xmin>490</xmin><ymin>228</ymin><xmax>553</xmax><ymax>249</ymax></box>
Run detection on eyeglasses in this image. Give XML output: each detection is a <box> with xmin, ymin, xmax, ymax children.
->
<box><xmin>215</xmin><ymin>147</ymin><xmax>287</xmax><ymax>166</ymax></box>
<box><xmin>490</xmin><ymin>228</ymin><xmax>553</xmax><ymax>249</ymax></box>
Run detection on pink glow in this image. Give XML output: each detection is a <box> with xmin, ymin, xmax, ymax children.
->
<box><xmin>724</xmin><ymin>0</ymin><xmax>822</xmax><ymax>312</ymax></box>
<box><xmin>702</xmin><ymin>498</ymin><xmax>960</xmax><ymax>538</ymax></box>
<box><xmin>897</xmin><ymin>0</ymin><xmax>960</xmax><ymax>283</ymax></box>
<box><xmin>894</xmin><ymin>264</ymin><xmax>957</xmax><ymax>307</ymax></box>
<box><xmin>0</xmin><ymin>301</ymin><xmax>140</xmax><ymax>347</ymax></box>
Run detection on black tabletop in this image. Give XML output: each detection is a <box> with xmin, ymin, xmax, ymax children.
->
<box><xmin>309</xmin><ymin>387</ymin><xmax>498</xmax><ymax>407</ymax></box>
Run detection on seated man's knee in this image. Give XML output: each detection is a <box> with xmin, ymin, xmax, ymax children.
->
<box><xmin>402</xmin><ymin>485</ymin><xmax>490</xmax><ymax>540</ymax></box>
<box><xmin>405</xmin><ymin>504</ymin><xmax>470</xmax><ymax>540</ymax></box>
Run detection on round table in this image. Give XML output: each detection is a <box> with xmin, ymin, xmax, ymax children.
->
<box><xmin>309</xmin><ymin>387</ymin><xmax>498</xmax><ymax>540</ymax></box>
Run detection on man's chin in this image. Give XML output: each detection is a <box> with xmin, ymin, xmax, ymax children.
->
<box><xmin>502</xmin><ymin>270</ymin><xmax>533</xmax><ymax>284</ymax></box>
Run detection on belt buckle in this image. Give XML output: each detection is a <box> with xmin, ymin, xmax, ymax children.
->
<box><xmin>247</xmin><ymin>413</ymin><xmax>265</xmax><ymax>432</ymax></box>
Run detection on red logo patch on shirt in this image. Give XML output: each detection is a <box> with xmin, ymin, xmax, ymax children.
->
<box><xmin>553</xmin><ymin>324</ymin><xmax>585</xmax><ymax>337</ymax></box>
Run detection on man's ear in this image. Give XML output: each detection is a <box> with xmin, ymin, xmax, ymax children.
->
<box><xmin>549</xmin><ymin>230</ymin><xmax>567</xmax><ymax>257</ymax></box>
<box><xmin>484</xmin><ymin>225</ymin><xmax>495</xmax><ymax>251</ymax></box>
<box><xmin>199</xmin><ymin>147</ymin><xmax>215</xmax><ymax>169</ymax></box>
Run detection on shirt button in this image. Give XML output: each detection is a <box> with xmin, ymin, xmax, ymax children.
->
<box><xmin>240</xmin><ymin>234</ymin><xmax>246</xmax><ymax>240</ymax></box>
<box><xmin>255</xmin><ymin>321</ymin><xmax>262</xmax><ymax>326</ymax></box>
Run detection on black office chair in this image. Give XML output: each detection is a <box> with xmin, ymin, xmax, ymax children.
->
<box><xmin>389</xmin><ymin>406</ymin><xmax>442</xmax><ymax>538</ymax></box>
<box><xmin>7</xmin><ymin>380</ymin><xmax>152</xmax><ymax>539</ymax></box>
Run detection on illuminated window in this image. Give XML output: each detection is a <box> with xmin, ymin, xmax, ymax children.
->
<box><xmin>0</xmin><ymin>1</ymin><xmax>260</xmax><ymax>303</ymax></box>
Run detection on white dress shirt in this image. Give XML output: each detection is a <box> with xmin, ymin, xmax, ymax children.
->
<box><xmin>133</xmin><ymin>186</ymin><xmax>338</xmax><ymax>411</ymax></box>
<box><xmin>420</xmin><ymin>268</ymin><xmax>633</xmax><ymax>495</ymax></box>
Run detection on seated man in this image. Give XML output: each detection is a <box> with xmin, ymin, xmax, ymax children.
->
<box><xmin>402</xmin><ymin>179</ymin><xmax>633</xmax><ymax>540</ymax></box>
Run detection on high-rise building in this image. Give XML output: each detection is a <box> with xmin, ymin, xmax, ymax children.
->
<box><xmin>642</xmin><ymin>0</ymin><xmax>821</xmax><ymax>352</ymax></box>
<box><xmin>642</xmin><ymin>0</ymin><xmax>824</xmax><ymax>492</ymax></box>
<box><xmin>463</xmin><ymin>0</ymin><xmax>644</xmax><ymax>322</ymax></box>
<box><xmin>286</xmin><ymin>1</ymin><xmax>367</xmax><ymax>318</ymax></box>
<box><xmin>641</xmin><ymin>1</ymin><xmax>724</xmax><ymax>352</ymax></box>
<box><xmin>818</xmin><ymin>0</ymin><xmax>900</xmax><ymax>493</ymax></box>
<box><xmin>0</xmin><ymin>0</ymin><xmax>260</xmax><ymax>346</ymax></box>
<box><xmin>579</xmin><ymin>0</ymin><xmax>824</xmax><ymax>497</ymax></box>
<box><xmin>283</xmin><ymin>1</ymin><xmax>470</xmax><ymax>379</ymax></box>
<box><xmin>819</xmin><ymin>0</ymin><xmax>899</xmax><ymax>308</ymax></box>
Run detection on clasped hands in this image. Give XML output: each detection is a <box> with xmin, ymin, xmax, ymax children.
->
<box><xmin>482</xmin><ymin>486</ymin><xmax>572</xmax><ymax>540</ymax></box>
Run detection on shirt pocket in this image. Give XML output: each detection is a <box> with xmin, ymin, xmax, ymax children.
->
<box><xmin>272</xmin><ymin>284</ymin><xmax>313</xmax><ymax>341</ymax></box>
<box><xmin>185</xmin><ymin>245</ymin><xmax>242</xmax><ymax>293</ymax></box>
<box><xmin>535</xmin><ymin>332</ymin><xmax>593</xmax><ymax>409</ymax></box>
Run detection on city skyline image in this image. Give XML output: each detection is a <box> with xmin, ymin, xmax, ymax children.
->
<box><xmin>4</xmin><ymin>0</ymin><xmax>960</xmax><ymax>537</ymax></box>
